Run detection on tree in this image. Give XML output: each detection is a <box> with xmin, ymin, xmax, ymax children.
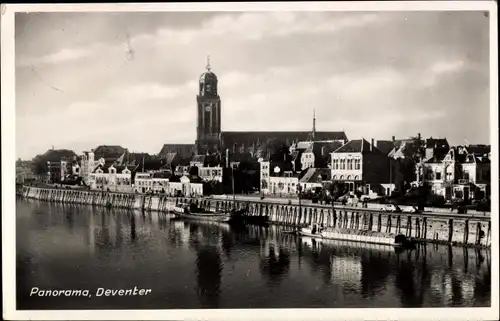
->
<box><xmin>328</xmin><ymin>181</ymin><xmax>347</xmax><ymax>200</ymax></box>
<box><xmin>31</xmin><ymin>149</ymin><xmax>76</xmax><ymax>176</ymax></box>
<box><xmin>270</xmin><ymin>143</ymin><xmax>291</xmax><ymax>163</ymax></box>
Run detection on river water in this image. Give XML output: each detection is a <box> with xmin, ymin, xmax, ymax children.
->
<box><xmin>16</xmin><ymin>199</ymin><xmax>491</xmax><ymax>310</ymax></box>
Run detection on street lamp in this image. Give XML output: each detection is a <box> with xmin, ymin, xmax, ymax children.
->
<box><xmin>274</xmin><ymin>166</ymin><xmax>281</xmax><ymax>197</ymax></box>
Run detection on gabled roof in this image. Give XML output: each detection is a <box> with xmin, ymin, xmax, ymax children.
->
<box><xmin>117</xmin><ymin>152</ymin><xmax>150</xmax><ymax>166</ymax></box>
<box><xmin>191</xmin><ymin>155</ymin><xmax>206</xmax><ymax>164</ymax></box>
<box><xmin>92</xmin><ymin>164</ymin><xmax>131</xmax><ymax>173</ymax></box>
<box><xmin>424</xmin><ymin>138</ymin><xmax>449</xmax><ymax>149</ymax></box>
<box><xmin>332</xmin><ymin>139</ymin><xmax>382</xmax><ymax>154</ymax></box>
<box><xmin>391</xmin><ymin>141</ymin><xmax>420</xmax><ymax>158</ymax></box>
<box><xmin>376</xmin><ymin>140</ymin><xmax>395</xmax><ymax>155</ymax></box>
<box><xmin>220</xmin><ymin>131</ymin><xmax>347</xmax><ymax>150</ymax></box>
<box><xmin>163</xmin><ymin>152</ymin><xmax>179</xmax><ymax>165</ymax></box>
<box><xmin>299</xmin><ymin>168</ymin><xmax>331</xmax><ymax>183</ymax></box>
<box><xmin>159</xmin><ymin>144</ymin><xmax>196</xmax><ymax>159</ymax></box>
<box><xmin>304</xmin><ymin>144</ymin><xmax>314</xmax><ymax>153</ymax></box>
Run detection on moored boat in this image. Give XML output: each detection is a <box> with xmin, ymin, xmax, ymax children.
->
<box><xmin>172</xmin><ymin>202</ymin><xmax>231</xmax><ymax>222</ymax></box>
<box><xmin>298</xmin><ymin>224</ymin><xmax>415</xmax><ymax>248</ymax></box>
<box><xmin>228</xmin><ymin>208</ymin><xmax>270</xmax><ymax>226</ymax></box>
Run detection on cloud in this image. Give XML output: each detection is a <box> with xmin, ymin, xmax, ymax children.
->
<box><xmin>14</xmin><ymin>11</ymin><xmax>490</xmax><ymax>159</ymax></box>
<box><xmin>420</xmin><ymin>59</ymin><xmax>467</xmax><ymax>87</ymax></box>
<box><xmin>108</xmin><ymin>80</ymin><xmax>197</xmax><ymax>103</ymax></box>
<box><xmin>430</xmin><ymin>60</ymin><xmax>465</xmax><ymax>75</ymax></box>
<box><xmin>17</xmin><ymin>46</ymin><xmax>98</xmax><ymax>68</ymax></box>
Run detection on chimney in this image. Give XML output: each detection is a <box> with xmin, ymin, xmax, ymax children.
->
<box><xmin>370</xmin><ymin>138</ymin><xmax>374</xmax><ymax>152</ymax></box>
<box><xmin>392</xmin><ymin>136</ymin><xmax>395</xmax><ymax>142</ymax></box>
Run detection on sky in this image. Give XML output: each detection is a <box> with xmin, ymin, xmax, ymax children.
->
<box><xmin>15</xmin><ymin>10</ymin><xmax>491</xmax><ymax>160</ymax></box>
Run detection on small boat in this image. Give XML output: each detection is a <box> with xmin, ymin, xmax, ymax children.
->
<box><xmin>298</xmin><ymin>224</ymin><xmax>414</xmax><ymax>248</ymax></box>
<box><xmin>172</xmin><ymin>202</ymin><xmax>231</xmax><ymax>222</ymax></box>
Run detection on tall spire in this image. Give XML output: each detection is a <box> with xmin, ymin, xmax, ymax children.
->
<box><xmin>312</xmin><ymin>109</ymin><xmax>316</xmax><ymax>141</ymax></box>
<box><xmin>206</xmin><ymin>54</ymin><xmax>211</xmax><ymax>71</ymax></box>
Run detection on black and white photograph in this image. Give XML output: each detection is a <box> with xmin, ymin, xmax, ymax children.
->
<box><xmin>2</xmin><ymin>2</ymin><xmax>498</xmax><ymax>320</ymax></box>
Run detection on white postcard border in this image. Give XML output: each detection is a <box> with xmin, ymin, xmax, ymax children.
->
<box><xmin>2</xmin><ymin>2</ymin><xmax>498</xmax><ymax>320</ymax></box>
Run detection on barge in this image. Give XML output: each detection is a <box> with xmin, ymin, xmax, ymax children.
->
<box><xmin>171</xmin><ymin>203</ymin><xmax>231</xmax><ymax>222</ymax></box>
<box><xmin>298</xmin><ymin>224</ymin><xmax>415</xmax><ymax>249</ymax></box>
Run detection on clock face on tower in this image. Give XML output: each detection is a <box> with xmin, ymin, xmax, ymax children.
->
<box><xmin>204</xmin><ymin>105</ymin><xmax>211</xmax><ymax>112</ymax></box>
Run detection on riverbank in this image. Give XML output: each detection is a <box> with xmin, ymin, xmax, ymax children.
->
<box><xmin>18</xmin><ymin>186</ymin><xmax>491</xmax><ymax>248</ymax></box>
<box><xmin>209</xmin><ymin>194</ymin><xmax>490</xmax><ymax>216</ymax></box>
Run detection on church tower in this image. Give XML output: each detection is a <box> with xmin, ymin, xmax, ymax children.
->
<box><xmin>196</xmin><ymin>55</ymin><xmax>222</xmax><ymax>155</ymax></box>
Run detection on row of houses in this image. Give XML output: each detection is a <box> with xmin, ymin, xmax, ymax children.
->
<box><xmin>32</xmin><ymin>134</ymin><xmax>491</xmax><ymax>202</ymax></box>
<box><xmin>38</xmin><ymin>145</ymin><xmax>233</xmax><ymax>195</ymax></box>
<box><xmin>260</xmin><ymin>135</ymin><xmax>491</xmax><ymax>202</ymax></box>
<box><xmin>88</xmin><ymin>164</ymin><xmax>203</xmax><ymax>196</ymax></box>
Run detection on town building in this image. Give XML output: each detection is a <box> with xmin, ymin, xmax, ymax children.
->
<box><xmin>417</xmin><ymin>144</ymin><xmax>490</xmax><ymax>201</ymax></box>
<box><xmin>132</xmin><ymin>171</ymin><xmax>203</xmax><ymax>196</ymax></box>
<box><xmin>197</xmin><ymin>166</ymin><xmax>223</xmax><ymax>183</ymax></box>
<box><xmin>181</xmin><ymin>57</ymin><xmax>349</xmax><ymax>157</ymax></box>
<box><xmin>259</xmin><ymin>157</ymin><xmax>271</xmax><ymax>194</ymax></box>
<box><xmin>89</xmin><ymin>164</ymin><xmax>132</xmax><ymax>192</ymax></box>
<box><xmin>331</xmin><ymin>138</ymin><xmax>389</xmax><ymax>194</ymax></box>
<box><xmin>298</xmin><ymin>167</ymin><xmax>331</xmax><ymax>192</ymax></box>
<box><xmin>47</xmin><ymin>161</ymin><xmax>62</xmax><ymax>183</ymax></box>
<box><xmin>134</xmin><ymin>172</ymin><xmax>171</xmax><ymax>193</ymax></box>
<box><xmin>60</xmin><ymin>156</ymin><xmax>81</xmax><ymax>182</ymax></box>
<box><xmin>268</xmin><ymin>172</ymin><xmax>299</xmax><ymax>196</ymax></box>
<box><xmin>300</xmin><ymin>141</ymin><xmax>344</xmax><ymax>171</ymax></box>
<box><xmin>80</xmin><ymin>151</ymin><xmax>98</xmax><ymax>185</ymax></box>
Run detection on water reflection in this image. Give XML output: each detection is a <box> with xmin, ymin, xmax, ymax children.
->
<box><xmin>259</xmin><ymin>245</ymin><xmax>291</xmax><ymax>286</ymax></box>
<box><xmin>195</xmin><ymin>245</ymin><xmax>222</xmax><ymax>308</ymax></box>
<box><xmin>16</xmin><ymin>200</ymin><xmax>491</xmax><ymax>309</ymax></box>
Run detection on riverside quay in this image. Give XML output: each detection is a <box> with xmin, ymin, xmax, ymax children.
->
<box><xmin>19</xmin><ymin>186</ymin><xmax>491</xmax><ymax>248</ymax></box>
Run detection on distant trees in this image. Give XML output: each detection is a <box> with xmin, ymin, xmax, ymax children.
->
<box><xmin>391</xmin><ymin>158</ymin><xmax>417</xmax><ymax>193</ymax></box>
<box><xmin>31</xmin><ymin>149</ymin><xmax>76</xmax><ymax>176</ymax></box>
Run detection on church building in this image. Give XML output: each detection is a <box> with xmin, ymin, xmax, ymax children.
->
<box><xmin>160</xmin><ymin>57</ymin><xmax>348</xmax><ymax>163</ymax></box>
